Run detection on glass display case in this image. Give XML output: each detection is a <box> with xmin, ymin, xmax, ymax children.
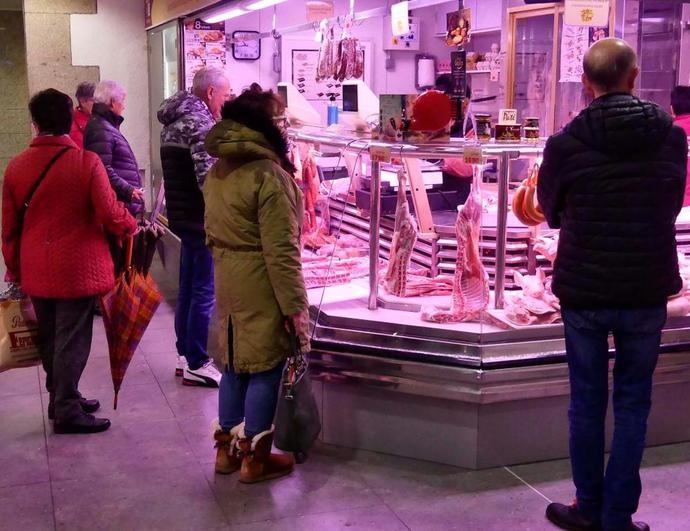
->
<box><xmin>289</xmin><ymin>129</ymin><xmax>690</xmax><ymax>374</ymax></box>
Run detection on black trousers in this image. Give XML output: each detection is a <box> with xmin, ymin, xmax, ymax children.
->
<box><xmin>31</xmin><ymin>297</ymin><xmax>96</xmax><ymax>423</ymax></box>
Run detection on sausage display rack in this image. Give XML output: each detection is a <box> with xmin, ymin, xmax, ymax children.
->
<box><xmin>288</xmin><ymin>129</ymin><xmax>690</xmax><ymax>469</ymax></box>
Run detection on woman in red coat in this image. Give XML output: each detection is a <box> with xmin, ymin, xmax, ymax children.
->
<box><xmin>2</xmin><ymin>89</ymin><xmax>137</xmax><ymax>434</ymax></box>
<box><xmin>69</xmin><ymin>81</ymin><xmax>95</xmax><ymax>149</ymax></box>
<box><xmin>671</xmin><ymin>85</ymin><xmax>690</xmax><ymax>207</ymax></box>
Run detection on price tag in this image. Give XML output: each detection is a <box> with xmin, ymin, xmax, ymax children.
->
<box><xmin>370</xmin><ymin>145</ymin><xmax>392</xmax><ymax>164</ymax></box>
<box><xmin>463</xmin><ymin>145</ymin><xmax>484</xmax><ymax>165</ymax></box>
<box><xmin>499</xmin><ymin>108</ymin><xmax>518</xmax><ymax>125</ymax></box>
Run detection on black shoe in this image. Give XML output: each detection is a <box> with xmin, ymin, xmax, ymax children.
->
<box><xmin>546</xmin><ymin>502</ymin><xmax>601</xmax><ymax>531</ymax></box>
<box><xmin>80</xmin><ymin>398</ymin><xmax>100</xmax><ymax>414</ymax></box>
<box><xmin>48</xmin><ymin>398</ymin><xmax>101</xmax><ymax>420</ymax></box>
<box><xmin>54</xmin><ymin>414</ymin><xmax>111</xmax><ymax>434</ymax></box>
<box><xmin>611</xmin><ymin>523</ymin><xmax>650</xmax><ymax>531</ymax></box>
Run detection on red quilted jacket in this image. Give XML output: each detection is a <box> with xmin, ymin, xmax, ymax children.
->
<box><xmin>2</xmin><ymin>135</ymin><xmax>137</xmax><ymax>298</ymax></box>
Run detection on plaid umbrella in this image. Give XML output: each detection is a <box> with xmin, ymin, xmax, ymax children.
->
<box><xmin>100</xmin><ymin>237</ymin><xmax>161</xmax><ymax>409</ymax></box>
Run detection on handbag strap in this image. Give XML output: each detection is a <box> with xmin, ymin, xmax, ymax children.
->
<box><xmin>17</xmin><ymin>146</ymin><xmax>71</xmax><ymax>230</ymax></box>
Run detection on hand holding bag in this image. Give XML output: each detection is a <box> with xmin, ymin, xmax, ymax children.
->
<box><xmin>273</xmin><ymin>322</ymin><xmax>321</xmax><ymax>463</ymax></box>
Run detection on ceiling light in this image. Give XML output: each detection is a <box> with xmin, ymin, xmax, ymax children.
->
<box><xmin>203</xmin><ymin>7</ymin><xmax>248</xmax><ymax>23</ymax></box>
<box><xmin>246</xmin><ymin>0</ymin><xmax>288</xmax><ymax>10</ymax></box>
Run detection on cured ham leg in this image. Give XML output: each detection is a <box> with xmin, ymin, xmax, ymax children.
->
<box><xmin>384</xmin><ymin>170</ymin><xmax>418</xmax><ymax>297</ymax></box>
<box><xmin>422</xmin><ymin>169</ymin><xmax>489</xmax><ymax>323</ymax></box>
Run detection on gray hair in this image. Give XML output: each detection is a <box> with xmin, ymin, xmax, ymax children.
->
<box><xmin>192</xmin><ymin>67</ymin><xmax>228</xmax><ymax>97</ymax></box>
<box><xmin>75</xmin><ymin>81</ymin><xmax>96</xmax><ymax>100</ymax></box>
<box><xmin>94</xmin><ymin>80</ymin><xmax>127</xmax><ymax>106</ymax></box>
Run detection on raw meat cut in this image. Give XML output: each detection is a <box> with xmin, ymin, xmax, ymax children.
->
<box><xmin>502</xmin><ymin>269</ymin><xmax>561</xmax><ymax>326</ymax></box>
<box><xmin>421</xmin><ymin>169</ymin><xmax>489</xmax><ymax>323</ymax></box>
<box><xmin>533</xmin><ymin>233</ymin><xmax>559</xmax><ymax>264</ymax></box>
<box><xmin>302</xmin><ymin>152</ymin><xmax>319</xmax><ymax>233</ymax></box>
<box><xmin>384</xmin><ymin>169</ymin><xmax>418</xmax><ymax>297</ymax></box>
<box><xmin>402</xmin><ymin>274</ymin><xmax>454</xmax><ymax>297</ymax></box>
<box><xmin>316</xmin><ymin>27</ymin><xmax>335</xmax><ymax>81</ymax></box>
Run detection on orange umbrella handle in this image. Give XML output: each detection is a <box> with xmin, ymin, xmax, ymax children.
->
<box><xmin>124</xmin><ymin>236</ymin><xmax>134</xmax><ymax>274</ymax></box>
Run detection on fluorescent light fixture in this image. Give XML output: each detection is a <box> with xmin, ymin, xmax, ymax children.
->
<box><xmin>246</xmin><ymin>0</ymin><xmax>288</xmax><ymax>10</ymax></box>
<box><xmin>203</xmin><ymin>7</ymin><xmax>247</xmax><ymax>23</ymax></box>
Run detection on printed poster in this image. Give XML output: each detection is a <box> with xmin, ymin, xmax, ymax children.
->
<box><xmin>183</xmin><ymin>18</ymin><xmax>227</xmax><ymax>91</ymax></box>
<box><xmin>559</xmin><ymin>23</ymin><xmax>609</xmax><ymax>82</ymax></box>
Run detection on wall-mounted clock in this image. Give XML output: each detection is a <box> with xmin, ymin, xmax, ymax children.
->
<box><xmin>232</xmin><ymin>31</ymin><xmax>261</xmax><ymax>61</ymax></box>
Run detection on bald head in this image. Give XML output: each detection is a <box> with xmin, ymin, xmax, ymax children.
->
<box><xmin>583</xmin><ymin>38</ymin><xmax>639</xmax><ymax>97</ymax></box>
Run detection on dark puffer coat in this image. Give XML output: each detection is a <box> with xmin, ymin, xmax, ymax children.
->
<box><xmin>84</xmin><ymin>103</ymin><xmax>143</xmax><ymax>215</ymax></box>
<box><xmin>537</xmin><ymin>93</ymin><xmax>688</xmax><ymax>309</ymax></box>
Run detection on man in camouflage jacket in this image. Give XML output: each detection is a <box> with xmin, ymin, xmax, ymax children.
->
<box><xmin>157</xmin><ymin>67</ymin><xmax>231</xmax><ymax>388</ymax></box>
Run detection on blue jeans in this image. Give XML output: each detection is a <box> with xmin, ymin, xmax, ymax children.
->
<box><xmin>175</xmin><ymin>231</ymin><xmax>214</xmax><ymax>370</ymax></box>
<box><xmin>219</xmin><ymin>363</ymin><xmax>284</xmax><ymax>439</ymax></box>
<box><xmin>562</xmin><ymin>305</ymin><xmax>666</xmax><ymax>531</ymax></box>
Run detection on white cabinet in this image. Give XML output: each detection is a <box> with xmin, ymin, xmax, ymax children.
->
<box><xmin>474</xmin><ymin>0</ymin><xmax>503</xmax><ymax>32</ymax></box>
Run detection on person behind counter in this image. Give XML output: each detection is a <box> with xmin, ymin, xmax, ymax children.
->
<box><xmin>84</xmin><ymin>80</ymin><xmax>144</xmax><ymax>216</ymax></box>
<box><xmin>69</xmin><ymin>81</ymin><xmax>95</xmax><ymax>149</ymax></box>
<box><xmin>538</xmin><ymin>39</ymin><xmax>688</xmax><ymax>531</ymax></box>
<box><xmin>203</xmin><ymin>84</ymin><xmax>309</xmax><ymax>483</ymax></box>
<box><xmin>671</xmin><ymin>85</ymin><xmax>690</xmax><ymax>206</ymax></box>
<box><xmin>1</xmin><ymin>89</ymin><xmax>137</xmax><ymax>434</ymax></box>
<box><xmin>157</xmin><ymin>67</ymin><xmax>231</xmax><ymax>388</ymax></box>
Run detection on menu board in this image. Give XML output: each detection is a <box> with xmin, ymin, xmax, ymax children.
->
<box><xmin>183</xmin><ymin>18</ymin><xmax>227</xmax><ymax>90</ymax></box>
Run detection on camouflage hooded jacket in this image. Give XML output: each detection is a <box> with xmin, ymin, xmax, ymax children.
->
<box><xmin>158</xmin><ymin>91</ymin><xmax>216</xmax><ymax>186</ymax></box>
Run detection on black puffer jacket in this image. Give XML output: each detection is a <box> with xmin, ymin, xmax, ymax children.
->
<box><xmin>537</xmin><ymin>93</ymin><xmax>688</xmax><ymax>309</ymax></box>
<box><xmin>84</xmin><ymin>103</ymin><xmax>143</xmax><ymax>215</ymax></box>
<box><xmin>157</xmin><ymin>91</ymin><xmax>216</xmax><ymax>235</ymax></box>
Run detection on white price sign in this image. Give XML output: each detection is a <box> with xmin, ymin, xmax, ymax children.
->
<box><xmin>564</xmin><ymin>0</ymin><xmax>610</xmax><ymax>27</ymax></box>
<box><xmin>370</xmin><ymin>145</ymin><xmax>392</xmax><ymax>164</ymax></box>
<box><xmin>463</xmin><ymin>145</ymin><xmax>484</xmax><ymax>165</ymax></box>
<box><xmin>499</xmin><ymin>108</ymin><xmax>518</xmax><ymax>125</ymax></box>
<box><xmin>391</xmin><ymin>1</ymin><xmax>410</xmax><ymax>37</ymax></box>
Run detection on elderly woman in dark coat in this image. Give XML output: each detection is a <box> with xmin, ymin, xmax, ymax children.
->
<box><xmin>84</xmin><ymin>80</ymin><xmax>143</xmax><ymax>215</ymax></box>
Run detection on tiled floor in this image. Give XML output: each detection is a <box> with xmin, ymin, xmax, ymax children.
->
<box><xmin>2</xmin><ymin>266</ymin><xmax>690</xmax><ymax>530</ymax></box>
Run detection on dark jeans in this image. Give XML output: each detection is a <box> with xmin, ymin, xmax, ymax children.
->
<box><xmin>561</xmin><ymin>305</ymin><xmax>666</xmax><ymax>530</ymax></box>
<box><xmin>31</xmin><ymin>296</ymin><xmax>96</xmax><ymax>423</ymax></box>
<box><xmin>175</xmin><ymin>230</ymin><xmax>214</xmax><ymax>370</ymax></box>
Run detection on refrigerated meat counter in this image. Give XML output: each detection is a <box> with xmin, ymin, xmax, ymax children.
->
<box><xmin>289</xmin><ymin>130</ymin><xmax>690</xmax><ymax>468</ymax></box>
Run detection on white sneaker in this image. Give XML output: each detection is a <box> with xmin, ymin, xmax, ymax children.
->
<box><xmin>183</xmin><ymin>360</ymin><xmax>221</xmax><ymax>388</ymax></box>
<box><xmin>176</xmin><ymin>355</ymin><xmax>187</xmax><ymax>377</ymax></box>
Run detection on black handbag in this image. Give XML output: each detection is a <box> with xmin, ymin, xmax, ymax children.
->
<box><xmin>273</xmin><ymin>324</ymin><xmax>321</xmax><ymax>463</ymax></box>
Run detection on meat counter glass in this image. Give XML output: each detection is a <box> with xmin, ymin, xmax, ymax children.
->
<box><xmin>292</xmin><ymin>129</ymin><xmax>690</xmax><ymax>369</ymax></box>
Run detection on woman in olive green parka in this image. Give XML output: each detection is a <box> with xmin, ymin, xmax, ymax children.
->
<box><xmin>204</xmin><ymin>86</ymin><xmax>308</xmax><ymax>482</ymax></box>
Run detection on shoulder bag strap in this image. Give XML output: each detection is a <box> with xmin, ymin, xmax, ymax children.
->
<box><xmin>17</xmin><ymin>146</ymin><xmax>71</xmax><ymax>231</ymax></box>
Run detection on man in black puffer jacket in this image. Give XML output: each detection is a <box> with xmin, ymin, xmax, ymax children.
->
<box><xmin>539</xmin><ymin>39</ymin><xmax>688</xmax><ymax>531</ymax></box>
<box><xmin>84</xmin><ymin>80</ymin><xmax>143</xmax><ymax>216</ymax></box>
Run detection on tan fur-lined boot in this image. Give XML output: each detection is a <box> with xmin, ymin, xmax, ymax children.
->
<box><xmin>236</xmin><ymin>429</ymin><xmax>294</xmax><ymax>484</ymax></box>
<box><xmin>212</xmin><ymin>420</ymin><xmax>244</xmax><ymax>475</ymax></box>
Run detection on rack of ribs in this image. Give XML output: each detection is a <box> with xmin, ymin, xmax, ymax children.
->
<box><xmin>384</xmin><ymin>169</ymin><xmax>418</xmax><ymax>297</ymax></box>
<box><xmin>421</xmin><ymin>169</ymin><xmax>489</xmax><ymax>323</ymax></box>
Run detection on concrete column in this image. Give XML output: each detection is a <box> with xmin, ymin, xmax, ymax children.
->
<box><xmin>23</xmin><ymin>0</ymin><xmax>99</xmax><ymax>95</ymax></box>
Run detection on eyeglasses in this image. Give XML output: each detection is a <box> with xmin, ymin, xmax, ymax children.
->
<box><xmin>272</xmin><ymin>115</ymin><xmax>290</xmax><ymax>128</ymax></box>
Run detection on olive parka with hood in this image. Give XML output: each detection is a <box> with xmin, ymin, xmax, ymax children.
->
<box><xmin>203</xmin><ymin>119</ymin><xmax>308</xmax><ymax>373</ymax></box>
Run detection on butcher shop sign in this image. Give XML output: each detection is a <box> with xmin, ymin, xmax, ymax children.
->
<box><xmin>564</xmin><ymin>0</ymin><xmax>610</xmax><ymax>27</ymax></box>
